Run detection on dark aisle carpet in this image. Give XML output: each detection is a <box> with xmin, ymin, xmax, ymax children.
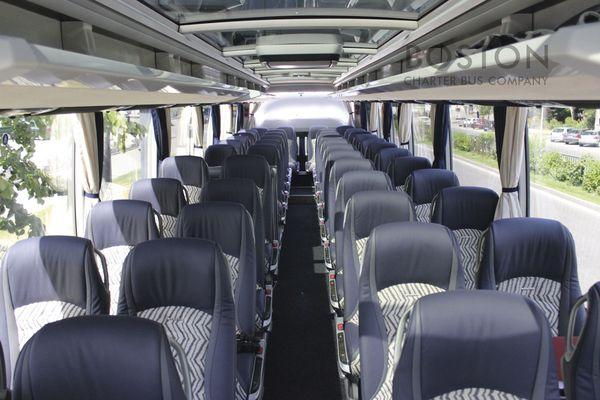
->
<box><xmin>263</xmin><ymin>176</ymin><xmax>342</xmax><ymax>400</ymax></box>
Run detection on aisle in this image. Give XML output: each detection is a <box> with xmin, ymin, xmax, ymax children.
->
<box><xmin>262</xmin><ymin>174</ymin><xmax>342</xmax><ymax>400</ymax></box>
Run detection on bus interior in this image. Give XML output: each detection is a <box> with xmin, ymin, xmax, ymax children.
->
<box><xmin>0</xmin><ymin>0</ymin><xmax>600</xmax><ymax>399</ymax></box>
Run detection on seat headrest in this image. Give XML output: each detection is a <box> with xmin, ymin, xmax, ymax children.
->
<box><xmin>337</xmin><ymin>170</ymin><xmax>392</xmax><ymax>208</ymax></box>
<box><xmin>223</xmin><ymin>154</ymin><xmax>270</xmax><ymax>188</ymax></box>
<box><xmin>336</xmin><ymin>125</ymin><xmax>354</xmax><ymax>135</ymax></box>
<box><xmin>365</xmin><ymin>222</ymin><xmax>462</xmax><ymax>291</ymax></box>
<box><xmin>330</xmin><ymin>158</ymin><xmax>373</xmax><ymax>185</ymax></box>
<box><xmin>309</xmin><ymin>126</ymin><xmax>327</xmax><ymax>137</ymax></box>
<box><xmin>394</xmin><ymin>291</ymin><xmax>558</xmax><ymax>400</ymax></box>
<box><xmin>3</xmin><ymin>236</ymin><xmax>107</xmax><ymax>311</ymax></box>
<box><xmin>248</xmin><ymin>144</ymin><xmax>279</xmax><ymax>166</ymax></box>
<box><xmin>431</xmin><ymin>186</ymin><xmax>499</xmax><ymax>230</ymax></box>
<box><xmin>277</xmin><ymin>126</ymin><xmax>295</xmax><ymax>139</ymax></box>
<box><xmin>13</xmin><ymin>316</ymin><xmax>186</xmax><ymax>400</ymax></box>
<box><xmin>130</xmin><ymin>178</ymin><xmax>186</xmax><ymax>217</ymax></box>
<box><xmin>159</xmin><ymin>156</ymin><xmax>208</xmax><ymax>188</ymax></box>
<box><xmin>201</xmin><ymin>178</ymin><xmax>260</xmax><ymax>217</ymax></box>
<box><xmin>367</xmin><ymin>141</ymin><xmax>395</xmax><ymax>160</ymax></box>
<box><xmin>406</xmin><ymin>169</ymin><xmax>459</xmax><ymax>205</ymax></box>
<box><xmin>347</xmin><ymin>191</ymin><xmax>415</xmax><ymax>238</ymax></box>
<box><xmin>254</xmin><ymin>127</ymin><xmax>267</xmax><ymax>135</ymax></box>
<box><xmin>484</xmin><ymin>217</ymin><xmax>576</xmax><ymax>283</ymax></box>
<box><xmin>204</xmin><ymin>144</ymin><xmax>236</xmax><ymax>166</ymax></box>
<box><xmin>374</xmin><ymin>147</ymin><xmax>411</xmax><ymax>172</ymax></box>
<box><xmin>225</xmin><ymin>139</ymin><xmax>243</xmax><ymax>154</ymax></box>
<box><xmin>86</xmin><ymin>200</ymin><xmax>160</xmax><ymax>249</ymax></box>
<box><xmin>177</xmin><ymin>203</ymin><xmax>253</xmax><ymax>258</ymax></box>
<box><xmin>122</xmin><ymin>238</ymin><xmax>230</xmax><ymax>314</ymax></box>
<box><xmin>388</xmin><ymin>156</ymin><xmax>431</xmax><ymax>187</ymax></box>
<box><xmin>344</xmin><ymin>128</ymin><xmax>368</xmax><ymax>139</ymax></box>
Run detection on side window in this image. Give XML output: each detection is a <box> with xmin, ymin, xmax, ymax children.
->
<box><xmin>412</xmin><ymin>104</ymin><xmax>434</xmax><ymax>162</ymax></box>
<box><xmin>169</xmin><ymin>106</ymin><xmax>200</xmax><ymax>156</ymax></box>
<box><xmin>528</xmin><ymin>106</ymin><xmax>600</xmax><ymax>291</ymax></box>
<box><xmin>450</xmin><ymin>105</ymin><xmax>501</xmax><ymax>192</ymax></box>
<box><xmin>100</xmin><ymin>110</ymin><xmax>155</xmax><ymax>200</ymax></box>
<box><xmin>0</xmin><ymin>115</ymin><xmax>76</xmax><ymax>254</ymax></box>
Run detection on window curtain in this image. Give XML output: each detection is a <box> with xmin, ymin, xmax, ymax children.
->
<box><xmin>353</xmin><ymin>103</ymin><xmax>361</xmax><ymax>127</ymax></box>
<box><xmin>382</xmin><ymin>101</ymin><xmax>393</xmax><ymax>141</ymax></box>
<box><xmin>151</xmin><ymin>108</ymin><xmax>170</xmax><ymax>162</ymax></box>
<box><xmin>494</xmin><ymin>107</ymin><xmax>528</xmax><ymax>219</ymax></box>
<box><xmin>360</xmin><ymin>102</ymin><xmax>368</xmax><ymax>130</ymax></box>
<box><xmin>398</xmin><ymin>103</ymin><xmax>414</xmax><ymax>147</ymax></box>
<box><xmin>369</xmin><ymin>102</ymin><xmax>381</xmax><ymax>135</ymax></box>
<box><xmin>431</xmin><ymin>103</ymin><xmax>450</xmax><ymax>169</ymax></box>
<box><xmin>210</xmin><ymin>104</ymin><xmax>221</xmax><ymax>143</ymax></box>
<box><xmin>344</xmin><ymin>102</ymin><xmax>355</xmax><ymax>126</ymax></box>
<box><xmin>493</xmin><ymin>106</ymin><xmax>507</xmax><ymax>168</ymax></box>
<box><xmin>194</xmin><ymin>106</ymin><xmax>205</xmax><ymax>150</ymax></box>
<box><xmin>75</xmin><ymin>113</ymin><xmax>103</xmax><ymax>218</ymax></box>
<box><xmin>246</xmin><ymin>102</ymin><xmax>259</xmax><ymax>129</ymax></box>
<box><xmin>236</xmin><ymin>103</ymin><xmax>244</xmax><ymax>132</ymax></box>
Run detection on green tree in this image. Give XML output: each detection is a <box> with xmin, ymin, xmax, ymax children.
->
<box><xmin>476</xmin><ymin>105</ymin><xmax>493</xmax><ymax>118</ymax></box>
<box><xmin>0</xmin><ymin>116</ymin><xmax>57</xmax><ymax>236</ymax></box>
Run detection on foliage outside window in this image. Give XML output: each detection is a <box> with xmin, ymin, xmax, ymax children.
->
<box><xmin>412</xmin><ymin>104</ymin><xmax>434</xmax><ymax>162</ymax></box>
<box><xmin>0</xmin><ymin>115</ymin><xmax>76</xmax><ymax>255</ymax></box>
<box><xmin>100</xmin><ymin>110</ymin><xmax>149</xmax><ymax>200</ymax></box>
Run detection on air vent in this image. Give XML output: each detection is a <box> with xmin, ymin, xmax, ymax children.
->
<box><xmin>256</xmin><ymin>34</ymin><xmax>342</xmax><ymax>68</ymax></box>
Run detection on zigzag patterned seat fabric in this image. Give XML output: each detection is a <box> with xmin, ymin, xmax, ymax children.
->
<box><xmin>359</xmin><ymin>222</ymin><xmax>463</xmax><ymax>400</ymax></box>
<box><xmin>432</xmin><ymin>389</ymin><xmax>525</xmax><ymax>400</ymax></box>
<box><xmin>405</xmin><ymin>169</ymin><xmax>460</xmax><ymax>224</ymax></box>
<box><xmin>0</xmin><ymin>236</ymin><xmax>109</xmax><ymax>385</ymax></box>
<box><xmin>479</xmin><ymin>217</ymin><xmax>583</xmax><ymax>337</ymax></box>
<box><xmin>120</xmin><ymin>238</ymin><xmax>236</xmax><ymax>400</ymax></box>
<box><xmin>159</xmin><ymin>156</ymin><xmax>208</xmax><ymax>204</ymax></box>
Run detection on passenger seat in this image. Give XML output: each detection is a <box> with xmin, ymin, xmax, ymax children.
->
<box><xmin>12</xmin><ymin>316</ymin><xmax>189</xmax><ymax>400</ymax></box>
<box><xmin>388</xmin><ymin>156</ymin><xmax>431</xmax><ymax>191</ymax></box>
<box><xmin>0</xmin><ymin>236</ymin><xmax>109</xmax><ymax>384</ymax></box>
<box><xmin>359</xmin><ymin>222</ymin><xmax>463</xmax><ymax>400</ymax></box>
<box><xmin>159</xmin><ymin>155</ymin><xmax>209</xmax><ymax>204</ymax></box>
<box><xmin>404</xmin><ymin>169</ymin><xmax>459</xmax><ymax>222</ymax></box>
<box><xmin>85</xmin><ymin>199</ymin><xmax>160</xmax><ymax>314</ymax></box>
<box><xmin>129</xmin><ymin>178</ymin><xmax>187</xmax><ymax>237</ymax></box>
<box><xmin>392</xmin><ymin>291</ymin><xmax>559</xmax><ymax>399</ymax></box>
<box><xmin>119</xmin><ymin>238</ymin><xmax>237</xmax><ymax>400</ymax></box>
<box><xmin>479</xmin><ymin>217</ymin><xmax>583</xmax><ymax>336</ymax></box>
<box><xmin>205</xmin><ymin>143</ymin><xmax>236</xmax><ymax>180</ymax></box>
<box><xmin>431</xmin><ymin>186</ymin><xmax>498</xmax><ymax>290</ymax></box>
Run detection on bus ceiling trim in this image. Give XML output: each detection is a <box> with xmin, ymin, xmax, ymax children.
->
<box><xmin>335</xmin><ymin>0</ymin><xmax>541</xmax><ymax>86</ymax></box>
<box><xmin>178</xmin><ymin>8</ymin><xmax>420</xmax><ymax>25</ymax></box>
<box><xmin>179</xmin><ymin>18</ymin><xmax>418</xmax><ymax>34</ymax></box>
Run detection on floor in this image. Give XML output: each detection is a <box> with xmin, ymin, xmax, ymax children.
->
<box><xmin>262</xmin><ymin>173</ymin><xmax>342</xmax><ymax>400</ymax></box>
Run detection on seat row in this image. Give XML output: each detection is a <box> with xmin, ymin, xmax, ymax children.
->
<box><xmin>0</xmin><ymin>133</ymin><xmax>287</xmax><ymax>399</ymax></box>
<box><xmin>312</xmin><ymin>125</ymin><xmax>594</xmax><ymax>400</ymax></box>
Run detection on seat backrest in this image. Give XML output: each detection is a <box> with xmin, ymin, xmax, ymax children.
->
<box><xmin>405</xmin><ymin>169</ymin><xmax>459</xmax><ymax>222</ymax></box>
<box><xmin>263</xmin><ymin>130</ymin><xmax>289</xmax><ymax>168</ymax></box>
<box><xmin>359</xmin><ymin>222</ymin><xmax>463</xmax><ymax>400</ymax></box>
<box><xmin>120</xmin><ymin>238</ymin><xmax>235</xmax><ymax>400</ymax></box>
<box><xmin>337</xmin><ymin>125</ymin><xmax>354</xmax><ymax>135</ymax></box>
<box><xmin>431</xmin><ymin>186</ymin><xmax>498</xmax><ymax>290</ymax></box>
<box><xmin>479</xmin><ymin>217</ymin><xmax>583</xmax><ymax>336</ymax></box>
<box><xmin>201</xmin><ymin>178</ymin><xmax>266</xmax><ymax>281</ymax></box>
<box><xmin>205</xmin><ymin>144</ymin><xmax>236</xmax><ymax>179</ymax></box>
<box><xmin>224</xmin><ymin>154</ymin><xmax>277</xmax><ymax>243</ymax></box>
<box><xmin>365</xmin><ymin>141</ymin><xmax>395</xmax><ymax>161</ymax></box>
<box><xmin>307</xmin><ymin>126</ymin><xmax>327</xmax><ymax>169</ymax></box>
<box><xmin>341</xmin><ymin>191</ymin><xmax>415</xmax><ymax>375</ymax></box>
<box><xmin>248</xmin><ymin>144</ymin><xmax>284</xmax><ymax>201</ymax></box>
<box><xmin>388</xmin><ymin>156</ymin><xmax>431</xmax><ymax>190</ymax></box>
<box><xmin>325</xmin><ymin>158</ymin><xmax>374</xmax><ymax>228</ymax></box>
<box><xmin>0</xmin><ymin>236</ymin><xmax>109</xmax><ymax>384</ymax></box>
<box><xmin>393</xmin><ymin>291</ymin><xmax>559</xmax><ymax>400</ymax></box>
<box><xmin>177</xmin><ymin>203</ymin><xmax>257</xmax><ymax>336</ymax></box>
<box><xmin>374</xmin><ymin>147</ymin><xmax>411</xmax><ymax>173</ymax></box>
<box><xmin>85</xmin><ymin>199</ymin><xmax>160</xmax><ymax>314</ymax></box>
<box><xmin>225</xmin><ymin>138</ymin><xmax>244</xmax><ymax>155</ymax></box>
<box><xmin>130</xmin><ymin>178</ymin><xmax>187</xmax><ymax>237</ymax></box>
<box><xmin>12</xmin><ymin>316</ymin><xmax>187</xmax><ymax>400</ymax></box>
<box><xmin>159</xmin><ymin>156</ymin><xmax>209</xmax><ymax>204</ymax></box>
<box><xmin>344</xmin><ymin>128</ymin><xmax>367</xmax><ymax>140</ymax></box>
<box><xmin>563</xmin><ymin>282</ymin><xmax>600</xmax><ymax>400</ymax></box>
<box><xmin>322</xmin><ymin>150</ymin><xmax>363</xmax><ymax>207</ymax></box>
<box><xmin>358</xmin><ymin>136</ymin><xmax>381</xmax><ymax>156</ymax></box>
